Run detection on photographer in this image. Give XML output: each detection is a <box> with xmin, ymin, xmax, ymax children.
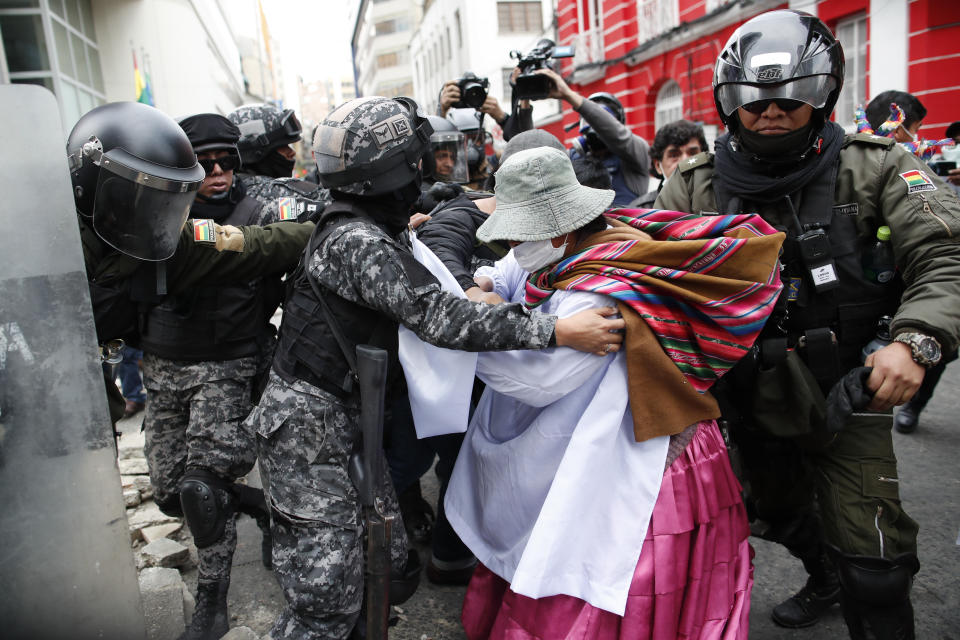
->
<box><xmin>438</xmin><ymin>73</ymin><xmax>529</xmax><ymax>142</ymax></box>
<box><xmin>535</xmin><ymin>68</ymin><xmax>651</xmax><ymax>205</ymax></box>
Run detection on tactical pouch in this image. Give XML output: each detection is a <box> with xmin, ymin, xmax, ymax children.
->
<box><xmin>752</xmin><ymin>349</ymin><xmax>828</xmax><ymax>437</ymax></box>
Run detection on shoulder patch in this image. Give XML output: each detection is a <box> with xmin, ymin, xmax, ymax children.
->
<box><xmin>193</xmin><ymin>219</ymin><xmax>216</xmax><ymax>244</ymax></box>
<box><xmin>677</xmin><ymin>152</ymin><xmax>713</xmax><ymax>174</ymax></box>
<box><xmin>845</xmin><ymin>132</ymin><xmax>896</xmax><ymax>148</ymax></box>
<box><xmin>899</xmin><ymin>169</ymin><xmax>937</xmax><ymax>194</ymax></box>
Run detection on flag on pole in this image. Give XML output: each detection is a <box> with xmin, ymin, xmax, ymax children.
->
<box><xmin>133</xmin><ymin>50</ymin><xmax>154</xmax><ymax>106</ymax></box>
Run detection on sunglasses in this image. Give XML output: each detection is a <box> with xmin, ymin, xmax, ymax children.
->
<box><xmin>198</xmin><ymin>154</ymin><xmax>241</xmax><ymax>174</ymax></box>
<box><xmin>741</xmin><ymin>98</ymin><xmax>806</xmax><ymax>114</ymax></box>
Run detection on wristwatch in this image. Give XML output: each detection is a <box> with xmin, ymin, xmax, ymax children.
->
<box><xmin>893</xmin><ymin>332</ymin><xmax>942</xmax><ymax>367</ymax></box>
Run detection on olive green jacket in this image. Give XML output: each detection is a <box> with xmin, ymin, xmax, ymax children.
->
<box><xmin>656</xmin><ymin>134</ymin><xmax>960</xmax><ymax>352</ymax></box>
<box><xmin>81</xmin><ymin>217</ymin><xmax>314</xmax><ymax>292</ymax></box>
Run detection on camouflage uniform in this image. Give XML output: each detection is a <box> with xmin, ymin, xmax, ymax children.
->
<box><xmin>238</xmin><ymin>173</ymin><xmax>330</xmax><ymax>226</ymax></box>
<box><xmin>142</xmin><ymin>355</ymin><xmax>259</xmax><ymax>578</ymax></box>
<box><xmin>251</xmin><ymin>213</ymin><xmax>557</xmax><ymax>640</ymax></box>
<box><xmin>139</xmin><ymin>187</ymin><xmax>287</xmax><ymax>584</ymax></box>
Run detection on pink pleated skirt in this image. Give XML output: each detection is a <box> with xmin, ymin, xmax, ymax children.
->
<box><xmin>461</xmin><ymin>420</ymin><xmax>754</xmax><ymax>640</ymax></box>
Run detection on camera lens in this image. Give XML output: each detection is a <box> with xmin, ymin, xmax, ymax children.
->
<box><xmin>463</xmin><ymin>83</ymin><xmax>486</xmax><ymax>109</ymax></box>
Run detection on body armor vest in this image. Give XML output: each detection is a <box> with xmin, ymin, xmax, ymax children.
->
<box><xmin>740</xmin><ymin>155</ymin><xmax>904</xmax><ymax>383</ymax></box>
<box><xmin>271</xmin><ymin>202</ymin><xmax>399</xmax><ymax>399</ymax></box>
<box><xmin>138</xmin><ymin>195</ymin><xmax>267</xmax><ymax>361</ymax></box>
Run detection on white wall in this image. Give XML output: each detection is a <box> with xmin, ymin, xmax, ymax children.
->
<box><xmin>92</xmin><ymin>0</ymin><xmax>245</xmax><ymax>117</ymax></box>
<box><xmin>867</xmin><ymin>0</ymin><xmax>908</xmax><ymax>99</ymax></box>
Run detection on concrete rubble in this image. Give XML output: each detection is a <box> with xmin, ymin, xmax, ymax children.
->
<box><xmin>118</xmin><ymin>429</ymin><xmax>206</xmax><ymax>640</ymax></box>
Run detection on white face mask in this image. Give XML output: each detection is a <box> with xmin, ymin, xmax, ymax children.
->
<box><xmin>512</xmin><ymin>237</ymin><xmax>568</xmax><ymax>272</ymax></box>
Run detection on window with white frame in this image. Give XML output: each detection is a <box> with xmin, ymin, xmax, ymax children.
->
<box><xmin>0</xmin><ymin>0</ymin><xmax>105</xmax><ymax>131</ymax></box>
<box><xmin>572</xmin><ymin>0</ymin><xmax>603</xmax><ymax>66</ymax></box>
<box><xmin>655</xmin><ymin>80</ymin><xmax>683</xmax><ymax>131</ymax></box>
<box><xmin>835</xmin><ymin>12</ymin><xmax>867</xmax><ymax>129</ymax></box>
<box><xmin>497</xmin><ymin>1</ymin><xmax>542</xmax><ymax>33</ymax></box>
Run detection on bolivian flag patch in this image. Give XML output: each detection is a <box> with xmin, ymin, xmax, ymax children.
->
<box><xmin>193</xmin><ymin>218</ymin><xmax>216</xmax><ymax>244</ymax></box>
<box><xmin>277</xmin><ymin>196</ymin><xmax>298</xmax><ymax>220</ymax></box>
<box><xmin>899</xmin><ymin>169</ymin><xmax>937</xmax><ymax>194</ymax></box>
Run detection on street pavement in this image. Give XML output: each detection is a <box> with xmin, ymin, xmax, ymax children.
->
<box><xmin>170</xmin><ymin>361</ymin><xmax>960</xmax><ymax>639</ymax></box>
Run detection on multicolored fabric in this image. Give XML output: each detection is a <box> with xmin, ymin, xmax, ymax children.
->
<box><xmin>522</xmin><ymin>208</ymin><xmax>784</xmax><ymax>441</ymax></box>
<box><xmin>855</xmin><ymin>103</ymin><xmax>956</xmax><ymax>161</ymax></box>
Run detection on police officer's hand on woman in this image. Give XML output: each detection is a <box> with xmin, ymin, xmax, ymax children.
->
<box><xmin>555</xmin><ymin>307</ymin><xmax>624</xmax><ymax>356</ymax></box>
<box><xmin>534</xmin><ymin>68</ymin><xmax>583</xmax><ymax>109</ymax></box>
<box><xmin>863</xmin><ymin>342</ymin><xmax>925</xmax><ymax>411</ymax></box>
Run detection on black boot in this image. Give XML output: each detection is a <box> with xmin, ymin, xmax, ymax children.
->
<box><xmin>398</xmin><ymin>481</ymin><xmax>434</xmax><ymax>545</ymax></box>
<box><xmin>179</xmin><ymin>578</ymin><xmax>229</xmax><ymax>640</ymax></box>
<box><xmin>771</xmin><ymin>550</ymin><xmax>840</xmax><ymax>628</ymax></box>
<box><xmin>835</xmin><ymin>551</ymin><xmax>919</xmax><ymax>640</ymax></box>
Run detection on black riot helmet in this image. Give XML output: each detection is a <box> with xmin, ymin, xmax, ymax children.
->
<box><xmin>423</xmin><ymin>115</ymin><xmax>468</xmax><ymax>184</ymax></box>
<box><xmin>67</xmin><ymin>101</ymin><xmax>205</xmax><ymax>261</ymax></box>
<box><xmin>312</xmin><ymin>96</ymin><xmax>433</xmax><ymax>196</ymax></box>
<box><xmin>227</xmin><ymin>103</ymin><xmax>303</xmax><ymax>164</ymax></box>
<box><xmin>713</xmin><ymin>10</ymin><xmax>844</xmax><ymax>132</ymax></box>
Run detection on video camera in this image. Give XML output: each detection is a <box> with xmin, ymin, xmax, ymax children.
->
<box><xmin>452</xmin><ymin>72</ymin><xmax>490</xmax><ymax>109</ymax></box>
<box><xmin>510</xmin><ymin>39</ymin><xmax>575</xmax><ymax>101</ymax></box>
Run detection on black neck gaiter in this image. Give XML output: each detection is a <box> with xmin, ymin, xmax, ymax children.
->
<box><xmin>713</xmin><ymin>121</ymin><xmax>845</xmax><ymax>221</ymax></box>
<box><xmin>249</xmin><ymin>149</ymin><xmax>296</xmax><ymax>178</ymax></box>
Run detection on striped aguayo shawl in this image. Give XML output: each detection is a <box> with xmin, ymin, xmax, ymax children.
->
<box><xmin>523</xmin><ymin>208</ymin><xmax>785</xmax><ymax>442</ymax></box>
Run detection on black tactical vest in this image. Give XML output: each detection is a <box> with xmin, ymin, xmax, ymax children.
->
<box><xmin>138</xmin><ymin>195</ymin><xmax>268</xmax><ymax>361</ymax></box>
<box><xmin>271</xmin><ymin>202</ymin><xmax>399</xmax><ymax>400</ymax></box>
<box><xmin>746</xmin><ymin>149</ymin><xmax>904</xmax><ymax>379</ymax></box>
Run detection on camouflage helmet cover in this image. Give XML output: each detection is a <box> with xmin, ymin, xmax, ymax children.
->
<box><xmin>312</xmin><ymin>96</ymin><xmax>433</xmax><ymax>196</ymax></box>
<box><xmin>227</xmin><ymin>103</ymin><xmax>302</xmax><ymax>163</ymax></box>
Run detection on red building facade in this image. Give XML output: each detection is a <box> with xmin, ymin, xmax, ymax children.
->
<box><xmin>542</xmin><ymin>0</ymin><xmax>960</xmax><ymax>146</ymax></box>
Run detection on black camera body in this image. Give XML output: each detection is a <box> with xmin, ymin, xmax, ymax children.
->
<box><xmin>452</xmin><ymin>72</ymin><xmax>490</xmax><ymax>109</ymax></box>
<box><xmin>510</xmin><ymin>39</ymin><xmax>575</xmax><ymax>101</ymax></box>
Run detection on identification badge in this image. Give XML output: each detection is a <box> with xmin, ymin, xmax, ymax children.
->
<box><xmin>810</xmin><ymin>263</ymin><xmax>838</xmax><ymax>289</ymax></box>
<box><xmin>193</xmin><ymin>219</ymin><xmax>216</xmax><ymax>244</ymax></box>
<box><xmin>899</xmin><ymin>169</ymin><xmax>937</xmax><ymax>194</ymax></box>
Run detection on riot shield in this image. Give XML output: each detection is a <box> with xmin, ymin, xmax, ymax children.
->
<box><xmin>0</xmin><ymin>85</ymin><xmax>146</xmax><ymax>639</ymax></box>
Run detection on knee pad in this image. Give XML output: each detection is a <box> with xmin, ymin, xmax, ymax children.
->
<box><xmin>834</xmin><ymin>551</ymin><xmax>919</xmax><ymax>607</ymax></box>
<box><xmin>180</xmin><ymin>470</ymin><xmax>236</xmax><ymax>548</ymax></box>
<box><xmin>154</xmin><ymin>492</ymin><xmax>183</xmax><ymax>518</ymax></box>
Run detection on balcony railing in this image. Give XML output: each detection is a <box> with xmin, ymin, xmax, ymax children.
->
<box><xmin>571</xmin><ymin>27</ymin><xmax>604</xmax><ymax>67</ymax></box>
<box><xmin>636</xmin><ymin>0</ymin><xmax>679</xmax><ymax>45</ymax></box>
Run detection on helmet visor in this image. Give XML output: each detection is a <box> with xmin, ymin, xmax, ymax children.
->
<box><xmin>91</xmin><ymin>148</ymin><xmax>203</xmax><ymax>261</ymax></box>
<box><xmin>716</xmin><ymin>75</ymin><xmax>838</xmax><ymax>117</ymax></box>
<box><xmin>430</xmin><ymin>131</ymin><xmax>469</xmax><ymax>183</ymax></box>
<box><xmin>278</xmin><ymin>109</ymin><xmax>302</xmax><ymax>142</ymax></box>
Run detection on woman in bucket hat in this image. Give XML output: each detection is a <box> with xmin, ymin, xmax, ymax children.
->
<box><xmin>442</xmin><ymin>146</ymin><xmax>786</xmax><ymax>639</ymax></box>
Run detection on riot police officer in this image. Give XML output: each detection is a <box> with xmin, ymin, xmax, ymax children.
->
<box><xmin>656</xmin><ymin>10</ymin><xmax>960</xmax><ymax>639</ymax></box>
<box><xmin>135</xmin><ymin>113</ymin><xmax>280</xmax><ymax>640</ymax></box>
<box><xmin>249</xmin><ymin>95</ymin><xmax>624</xmax><ymax>639</ymax></box>
<box><xmin>228</xmin><ymin>103</ymin><xmax>330</xmax><ymax>223</ymax></box>
<box><xmin>70</xmin><ymin>102</ymin><xmax>313</xmax><ymax>425</ymax></box>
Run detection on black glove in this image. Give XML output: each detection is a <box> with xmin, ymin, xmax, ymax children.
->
<box><xmin>412</xmin><ymin>182</ymin><xmax>464</xmax><ymax>214</ymax></box>
<box><xmin>825</xmin><ymin>366</ymin><xmax>873</xmax><ymax>433</ymax></box>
